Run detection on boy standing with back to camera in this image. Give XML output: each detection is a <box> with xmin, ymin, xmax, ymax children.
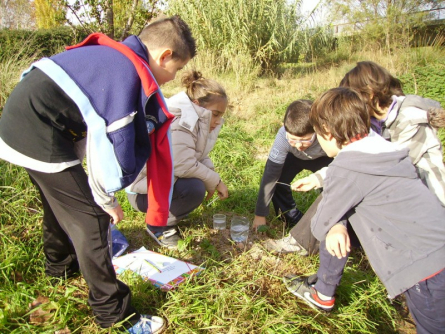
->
<box><xmin>0</xmin><ymin>15</ymin><xmax>196</xmax><ymax>333</ymax></box>
<box><xmin>284</xmin><ymin>87</ymin><xmax>445</xmax><ymax>333</ymax></box>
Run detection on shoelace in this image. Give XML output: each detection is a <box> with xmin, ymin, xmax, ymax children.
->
<box><xmin>135</xmin><ymin>316</ymin><xmax>152</xmax><ymax>332</ymax></box>
<box><xmin>162</xmin><ymin>229</ymin><xmax>177</xmax><ymax>238</ymax></box>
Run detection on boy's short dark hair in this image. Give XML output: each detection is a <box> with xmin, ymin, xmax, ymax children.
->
<box><xmin>339</xmin><ymin>61</ymin><xmax>404</xmax><ymax>118</ymax></box>
<box><xmin>283</xmin><ymin>99</ymin><xmax>314</xmax><ymax>136</ymax></box>
<box><xmin>139</xmin><ymin>15</ymin><xmax>196</xmax><ymax>61</ymax></box>
<box><xmin>310</xmin><ymin>87</ymin><xmax>370</xmax><ymax>148</ymax></box>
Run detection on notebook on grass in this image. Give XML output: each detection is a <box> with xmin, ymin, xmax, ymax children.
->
<box><xmin>112</xmin><ymin>246</ymin><xmax>204</xmax><ymax>291</ymax></box>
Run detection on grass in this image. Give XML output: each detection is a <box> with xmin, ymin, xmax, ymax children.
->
<box><xmin>2</xmin><ymin>44</ymin><xmax>444</xmax><ymax>333</ymax></box>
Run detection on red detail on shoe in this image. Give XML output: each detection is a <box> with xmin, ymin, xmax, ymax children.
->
<box><xmin>311</xmin><ymin>288</ymin><xmax>335</xmax><ymax>307</ymax></box>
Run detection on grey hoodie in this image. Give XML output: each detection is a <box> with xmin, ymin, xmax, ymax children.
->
<box><xmin>312</xmin><ymin>135</ymin><xmax>445</xmax><ymax>298</ymax></box>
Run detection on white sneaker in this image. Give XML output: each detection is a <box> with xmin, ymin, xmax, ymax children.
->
<box><xmin>127</xmin><ymin>314</ymin><xmax>166</xmax><ymax>333</ymax></box>
<box><xmin>264</xmin><ymin>235</ymin><xmax>308</xmax><ymax>255</ymax></box>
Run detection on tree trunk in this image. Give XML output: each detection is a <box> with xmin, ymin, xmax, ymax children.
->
<box><xmin>105</xmin><ymin>0</ymin><xmax>114</xmax><ymax>39</ymax></box>
<box><xmin>121</xmin><ymin>0</ymin><xmax>139</xmax><ymax>40</ymax></box>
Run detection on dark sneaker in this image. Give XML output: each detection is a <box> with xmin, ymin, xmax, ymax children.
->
<box><xmin>283</xmin><ymin>274</ymin><xmax>335</xmax><ymax>312</ymax></box>
<box><xmin>146</xmin><ymin>225</ymin><xmax>181</xmax><ymax>249</ymax></box>
<box><xmin>278</xmin><ymin>208</ymin><xmax>303</xmax><ymax>228</ymax></box>
<box><xmin>127</xmin><ymin>314</ymin><xmax>165</xmax><ymax>333</ymax></box>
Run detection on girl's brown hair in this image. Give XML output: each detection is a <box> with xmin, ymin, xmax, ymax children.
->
<box><xmin>310</xmin><ymin>87</ymin><xmax>370</xmax><ymax>148</ymax></box>
<box><xmin>339</xmin><ymin>61</ymin><xmax>404</xmax><ymax>117</ymax></box>
<box><xmin>181</xmin><ymin>70</ymin><xmax>227</xmax><ymax>106</ymax></box>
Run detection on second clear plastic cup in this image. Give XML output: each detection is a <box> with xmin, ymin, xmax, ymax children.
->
<box><xmin>230</xmin><ymin>216</ymin><xmax>250</xmax><ymax>242</ymax></box>
<box><xmin>213</xmin><ymin>214</ymin><xmax>227</xmax><ymax>230</ymax></box>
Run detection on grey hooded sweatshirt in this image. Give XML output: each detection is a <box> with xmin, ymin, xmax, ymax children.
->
<box><xmin>312</xmin><ymin>135</ymin><xmax>445</xmax><ymax>298</ymax></box>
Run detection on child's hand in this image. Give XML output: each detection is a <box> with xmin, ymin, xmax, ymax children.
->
<box><xmin>216</xmin><ymin>180</ymin><xmax>229</xmax><ymax>200</ymax></box>
<box><xmin>291</xmin><ymin>174</ymin><xmax>320</xmax><ymax>192</ymax></box>
<box><xmin>105</xmin><ymin>204</ymin><xmax>124</xmax><ymax>224</ymax></box>
<box><xmin>205</xmin><ymin>189</ymin><xmax>216</xmax><ymax>201</ymax></box>
<box><xmin>252</xmin><ymin>215</ymin><xmax>267</xmax><ymax>231</ymax></box>
<box><xmin>326</xmin><ymin>224</ymin><xmax>350</xmax><ymax>259</ymax></box>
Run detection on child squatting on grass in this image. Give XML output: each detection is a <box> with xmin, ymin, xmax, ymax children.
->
<box><xmin>126</xmin><ymin>70</ymin><xmax>229</xmax><ymax>249</ymax></box>
<box><xmin>0</xmin><ymin>15</ymin><xmax>196</xmax><ymax>333</ymax></box>
<box><xmin>251</xmin><ymin>99</ymin><xmax>332</xmax><ymax>253</ymax></box>
<box><xmin>276</xmin><ymin>61</ymin><xmax>445</xmax><ymax>257</ymax></box>
<box><xmin>283</xmin><ymin>87</ymin><xmax>445</xmax><ymax>334</ymax></box>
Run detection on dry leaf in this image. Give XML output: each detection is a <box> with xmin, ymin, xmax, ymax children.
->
<box><xmin>29</xmin><ymin>296</ymin><xmax>53</xmax><ymax>324</ymax></box>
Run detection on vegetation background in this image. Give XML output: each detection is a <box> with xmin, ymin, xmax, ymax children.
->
<box><xmin>1</xmin><ymin>0</ymin><xmax>445</xmax><ymax>333</ymax></box>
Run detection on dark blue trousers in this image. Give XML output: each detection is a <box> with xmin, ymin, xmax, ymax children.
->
<box><xmin>404</xmin><ymin>269</ymin><xmax>445</xmax><ymax>334</ymax></box>
<box><xmin>314</xmin><ymin>229</ymin><xmax>445</xmax><ymax>333</ymax></box>
<box><xmin>272</xmin><ymin>153</ymin><xmax>332</xmax><ymax>227</ymax></box>
<box><xmin>127</xmin><ymin>177</ymin><xmax>206</xmax><ymax>226</ymax></box>
<box><xmin>314</xmin><ymin>224</ymin><xmax>360</xmax><ymax>297</ymax></box>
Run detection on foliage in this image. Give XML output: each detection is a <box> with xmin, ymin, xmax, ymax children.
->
<box><xmin>298</xmin><ymin>25</ymin><xmax>338</xmax><ymax>63</ymax></box>
<box><xmin>113</xmin><ymin>0</ymin><xmax>163</xmax><ymax>39</ymax></box>
<box><xmin>328</xmin><ymin>0</ymin><xmax>445</xmax><ymax>51</ymax></box>
<box><xmin>0</xmin><ymin>27</ymin><xmax>90</xmax><ymax>110</ymax></box>
<box><xmin>0</xmin><ymin>0</ymin><xmax>34</xmax><ymax>29</ymax></box>
<box><xmin>63</xmin><ymin>0</ymin><xmax>164</xmax><ymax>40</ymax></box>
<box><xmin>34</xmin><ymin>0</ymin><xmax>67</xmax><ymax>29</ymax></box>
<box><xmin>0</xmin><ymin>44</ymin><xmax>35</xmax><ymax>112</ymax></box>
<box><xmin>2</xmin><ymin>36</ymin><xmax>445</xmax><ymax>333</ymax></box>
<box><xmin>0</xmin><ymin>27</ymin><xmax>88</xmax><ymax>61</ymax></box>
<box><xmin>166</xmin><ymin>0</ymin><xmax>303</xmax><ymax>74</ymax></box>
<box><xmin>399</xmin><ymin>63</ymin><xmax>445</xmax><ymax>106</ymax></box>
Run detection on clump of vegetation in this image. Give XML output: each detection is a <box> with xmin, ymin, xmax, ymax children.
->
<box><xmin>1</xmin><ymin>2</ymin><xmax>444</xmax><ymax>331</ymax></box>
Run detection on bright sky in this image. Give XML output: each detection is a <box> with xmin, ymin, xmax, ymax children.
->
<box><xmin>301</xmin><ymin>0</ymin><xmax>320</xmax><ymax>15</ymax></box>
<box><xmin>300</xmin><ymin>0</ymin><xmax>327</xmax><ymax>26</ymax></box>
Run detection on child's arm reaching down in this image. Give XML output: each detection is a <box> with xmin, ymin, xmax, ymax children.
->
<box><xmin>291</xmin><ymin>167</ymin><xmax>327</xmax><ymax>192</ymax></box>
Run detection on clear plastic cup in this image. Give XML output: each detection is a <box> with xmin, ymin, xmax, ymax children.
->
<box><xmin>213</xmin><ymin>214</ymin><xmax>227</xmax><ymax>230</ymax></box>
<box><xmin>230</xmin><ymin>216</ymin><xmax>250</xmax><ymax>242</ymax></box>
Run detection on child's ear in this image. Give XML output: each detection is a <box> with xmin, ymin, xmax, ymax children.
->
<box><xmin>321</xmin><ymin>125</ymin><xmax>333</xmax><ymax>140</ymax></box>
<box><xmin>158</xmin><ymin>49</ymin><xmax>173</xmax><ymax>68</ymax></box>
<box><xmin>192</xmin><ymin>99</ymin><xmax>200</xmax><ymax>106</ymax></box>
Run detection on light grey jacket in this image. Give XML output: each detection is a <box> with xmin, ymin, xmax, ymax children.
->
<box><xmin>127</xmin><ymin>91</ymin><xmax>222</xmax><ymax>194</ymax></box>
<box><xmin>312</xmin><ymin>135</ymin><xmax>445</xmax><ymax>298</ymax></box>
<box><xmin>382</xmin><ymin>95</ymin><xmax>445</xmax><ymax>206</ymax></box>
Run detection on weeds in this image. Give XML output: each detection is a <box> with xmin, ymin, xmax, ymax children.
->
<box><xmin>2</xmin><ymin>44</ymin><xmax>443</xmax><ymax>332</ymax></box>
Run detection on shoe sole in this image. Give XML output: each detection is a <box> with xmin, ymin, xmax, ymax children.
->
<box><xmin>145</xmin><ymin>228</ymin><xmax>178</xmax><ymax>249</ymax></box>
<box><xmin>263</xmin><ymin>240</ymin><xmax>309</xmax><ymax>256</ymax></box>
<box><xmin>283</xmin><ymin>277</ymin><xmax>333</xmax><ymax>312</ymax></box>
<box><xmin>153</xmin><ymin>317</ymin><xmax>166</xmax><ymax>334</ymax></box>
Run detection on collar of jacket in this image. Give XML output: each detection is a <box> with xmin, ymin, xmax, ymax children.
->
<box><xmin>167</xmin><ymin>91</ymin><xmax>214</xmax><ymax>132</ymax></box>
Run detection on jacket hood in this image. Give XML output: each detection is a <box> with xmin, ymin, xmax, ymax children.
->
<box><xmin>167</xmin><ymin>91</ymin><xmax>200</xmax><ymax>131</ymax></box>
<box><xmin>166</xmin><ymin>91</ymin><xmax>223</xmax><ymax>134</ymax></box>
<box><xmin>331</xmin><ymin>135</ymin><xmax>418</xmax><ymax>179</ymax></box>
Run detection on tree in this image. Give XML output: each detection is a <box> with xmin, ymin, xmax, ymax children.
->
<box><xmin>0</xmin><ymin>0</ymin><xmax>35</xmax><ymax>29</ymax></box>
<box><xmin>34</xmin><ymin>0</ymin><xmax>67</xmax><ymax>29</ymax></box>
<box><xmin>328</xmin><ymin>0</ymin><xmax>445</xmax><ymax>50</ymax></box>
<box><xmin>63</xmin><ymin>0</ymin><xmax>163</xmax><ymax>40</ymax></box>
